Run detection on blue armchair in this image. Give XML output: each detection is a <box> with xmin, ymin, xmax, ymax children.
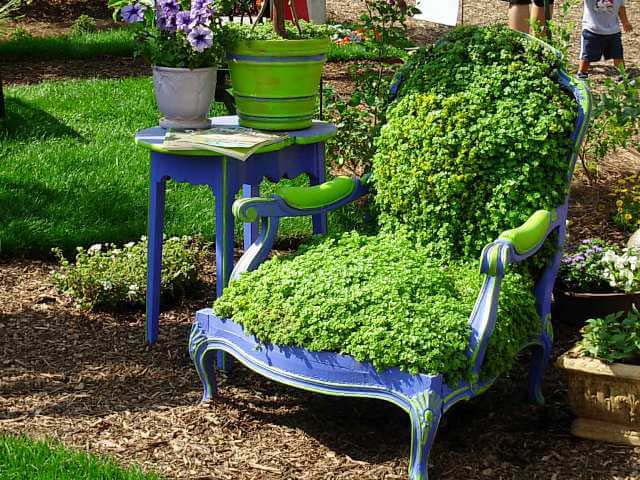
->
<box><xmin>189</xmin><ymin>47</ymin><xmax>591</xmax><ymax>480</ymax></box>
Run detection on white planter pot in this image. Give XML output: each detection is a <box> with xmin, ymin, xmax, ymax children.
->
<box><xmin>152</xmin><ymin>66</ymin><xmax>218</xmax><ymax>130</ymax></box>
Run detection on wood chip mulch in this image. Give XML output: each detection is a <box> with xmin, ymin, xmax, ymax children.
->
<box><xmin>2</xmin><ymin>254</ymin><xmax>640</xmax><ymax>480</ymax></box>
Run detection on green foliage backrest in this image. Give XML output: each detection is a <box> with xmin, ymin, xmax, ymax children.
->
<box><xmin>373</xmin><ymin>26</ymin><xmax>577</xmax><ymax>261</ymax></box>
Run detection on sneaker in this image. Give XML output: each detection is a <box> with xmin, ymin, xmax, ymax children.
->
<box><xmin>577</xmin><ymin>72</ymin><xmax>589</xmax><ymax>79</ymax></box>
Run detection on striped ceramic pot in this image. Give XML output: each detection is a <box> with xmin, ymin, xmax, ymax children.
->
<box><xmin>227</xmin><ymin>37</ymin><xmax>330</xmax><ymax>131</ymax></box>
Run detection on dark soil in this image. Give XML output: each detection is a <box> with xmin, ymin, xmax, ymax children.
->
<box><xmin>16</xmin><ymin>0</ymin><xmax>112</xmax><ymax>22</ymax></box>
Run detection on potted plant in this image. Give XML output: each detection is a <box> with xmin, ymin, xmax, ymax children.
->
<box><xmin>554</xmin><ymin>239</ymin><xmax>640</xmax><ymax>324</ymax></box>
<box><xmin>109</xmin><ymin>0</ymin><xmax>225</xmax><ymax>129</ymax></box>
<box><xmin>557</xmin><ymin>308</ymin><xmax>640</xmax><ymax>446</ymax></box>
<box><xmin>222</xmin><ymin>0</ymin><xmax>332</xmax><ymax>131</ymax></box>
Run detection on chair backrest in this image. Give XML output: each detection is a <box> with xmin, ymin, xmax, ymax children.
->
<box><xmin>373</xmin><ymin>28</ymin><xmax>591</xmax><ymax>261</ymax></box>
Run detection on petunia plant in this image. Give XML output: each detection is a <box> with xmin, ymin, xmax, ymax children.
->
<box><xmin>108</xmin><ymin>0</ymin><xmax>224</xmax><ymax>69</ymax></box>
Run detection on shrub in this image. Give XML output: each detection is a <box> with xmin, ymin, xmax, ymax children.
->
<box><xmin>214</xmin><ymin>232</ymin><xmax>539</xmax><ymax>383</ymax></box>
<box><xmin>70</xmin><ymin>14</ymin><xmax>97</xmax><ymax>36</ymax></box>
<box><xmin>52</xmin><ymin>236</ymin><xmax>204</xmax><ymax>310</ymax></box>
<box><xmin>579</xmin><ymin>308</ymin><xmax>640</xmax><ymax>364</ymax></box>
<box><xmin>373</xmin><ymin>26</ymin><xmax>577</xmax><ymax>260</ymax></box>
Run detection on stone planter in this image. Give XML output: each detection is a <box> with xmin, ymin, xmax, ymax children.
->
<box><xmin>152</xmin><ymin>66</ymin><xmax>218</xmax><ymax>130</ymax></box>
<box><xmin>557</xmin><ymin>349</ymin><xmax>640</xmax><ymax>446</ymax></box>
<box><xmin>227</xmin><ymin>37</ymin><xmax>330</xmax><ymax>131</ymax></box>
<box><xmin>553</xmin><ymin>288</ymin><xmax>640</xmax><ymax>325</ymax></box>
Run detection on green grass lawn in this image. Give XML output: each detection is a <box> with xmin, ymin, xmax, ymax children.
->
<box><xmin>0</xmin><ymin>435</ymin><xmax>161</xmax><ymax>479</ymax></box>
<box><xmin>0</xmin><ymin>77</ymin><xmax>369</xmax><ymax>257</ymax></box>
<box><xmin>0</xmin><ymin>29</ymin><xmax>137</xmax><ymax>60</ymax></box>
<box><xmin>0</xmin><ymin>27</ymin><xmax>407</xmax><ymax>62</ymax></box>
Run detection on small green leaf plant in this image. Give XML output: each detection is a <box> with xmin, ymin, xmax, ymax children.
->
<box><xmin>579</xmin><ymin>308</ymin><xmax>640</xmax><ymax>364</ymax></box>
<box><xmin>70</xmin><ymin>14</ymin><xmax>98</xmax><ymax>36</ymax></box>
<box><xmin>52</xmin><ymin>236</ymin><xmax>205</xmax><ymax>310</ymax></box>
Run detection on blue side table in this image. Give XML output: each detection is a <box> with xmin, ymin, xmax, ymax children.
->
<box><xmin>135</xmin><ymin>115</ymin><xmax>337</xmax><ymax>344</ymax></box>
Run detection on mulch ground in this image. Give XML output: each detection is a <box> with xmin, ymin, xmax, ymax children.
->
<box><xmin>2</xmin><ymin>257</ymin><xmax>640</xmax><ymax>480</ymax></box>
<box><xmin>2</xmin><ymin>0</ymin><xmax>640</xmax><ymax>478</ymax></box>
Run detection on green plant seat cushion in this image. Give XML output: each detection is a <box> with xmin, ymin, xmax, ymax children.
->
<box><xmin>214</xmin><ymin>231</ymin><xmax>540</xmax><ymax>384</ymax></box>
<box><xmin>276</xmin><ymin>176</ymin><xmax>356</xmax><ymax>210</ymax></box>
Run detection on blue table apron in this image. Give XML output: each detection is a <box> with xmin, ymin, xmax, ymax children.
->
<box><xmin>135</xmin><ymin>115</ymin><xmax>337</xmax><ymax>344</ymax></box>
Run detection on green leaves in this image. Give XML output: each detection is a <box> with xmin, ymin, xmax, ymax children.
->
<box><xmin>51</xmin><ymin>236</ymin><xmax>204</xmax><ymax>310</ymax></box>
<box><xmin>580</xmin><ymin>308</ymin><xmax>640</xmax><ymax>364</ymax></box>
<box><xmin>373</xmin><ymin>25</ymin><xmax>576</xmax><ymax>261</ymax></box>
<box><xmin>214</xmin><ymin>232</ymin><xmax>539</xmax><ymax>383</ymax></box>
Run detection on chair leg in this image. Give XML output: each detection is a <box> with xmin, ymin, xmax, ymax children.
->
<box><xmin>408</xmin><ymin>396</ymin><xmax>442</xmax><ymax>480</ymax></box>
<box><xmin>189</xmin><ymin>334</ymin><xmax>218</xmax><ymax>402</ymax></box>
<box><xmin>528</xmin><ymin>332</ymin><xmax>552</xmax><ymax>405</ymax></box>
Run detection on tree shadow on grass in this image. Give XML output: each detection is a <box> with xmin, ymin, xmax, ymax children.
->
<box><xmin>0</xmin><ymin>177</ymin><xmax>149</xmax><ymax>257</ymax></box>
<box><xmin>0</xmin><ymin>97</ymin><xmax>81</xmax><ymax>141</ymax></box>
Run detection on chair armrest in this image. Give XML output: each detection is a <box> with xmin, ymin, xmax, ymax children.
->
<box><xmin>480</xmin><ymin>209</ymin><xmax>561</xmax><ymax>277</ymax></box>
<box><xmin>230</xmin><ymin>176</ymin><xmax>370</xmax><ymax>281</ymax></box>
<box><xmin>233</xmin><ymin>176</ymin><xmax>370</xmax><ymax>223</ymax></box>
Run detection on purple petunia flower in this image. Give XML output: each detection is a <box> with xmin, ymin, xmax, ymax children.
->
<box><xmin>188</xmin><ymin>25</ymin><xmax>213</xmax><ymax>52</ymax></box>
<box><xmin>190</xmin><ymin>0</ymin><xmax>213</xmax><ymax>26</ymax></box>
<box><xmin>121</xmin><ymin>2</ymin><xmax>146</xmax><ymax>23</ymax></box>
<box><xmin>176</xmin><ymin>11</ymin><xmax>192</xmax><ymax>32</ymax></box>
<box><xmin>159</xmin><ymin>0</ymin><xmax>180</xmax><ymax>14</ymax></box>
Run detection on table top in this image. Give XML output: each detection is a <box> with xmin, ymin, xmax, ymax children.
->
<box><xmin>135</xmin><ymin>115</ymin><xmax>337</xmax><ymax>157</ymax></box>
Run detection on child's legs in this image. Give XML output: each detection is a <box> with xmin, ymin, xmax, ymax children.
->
<box><xmin>531</xmin><ymin>0</ymin><xmax>553</xmax><ymax>31</ymax></box>
<box><xmin>580</xmin><ymin>30</ymin><xmax>604</xmax><ymax>74</ymax></box>
<box><xmin>603</xmin><ymin>33</ymin><xmax>625</xmax><ymax>72</ymax></box>
<box><xmin>508</xmin><ymin>1</ymin><xmax>531</xmax><ymax>33</ymax></box>
<box><xmin>578</xmin><ymin>60</ymin><xmax>591</xmax><ymax>74</ymax></box>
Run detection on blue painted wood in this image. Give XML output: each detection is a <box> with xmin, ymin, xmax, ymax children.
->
<box><xmin>139</xmin><ymin>117</ymin><xmax>334</xmax><ymax>345</ymax></box>
<box><xmin>189</xmin><ymin>71</ymin><xmax>592</xmax><ymax>479</ymax></box>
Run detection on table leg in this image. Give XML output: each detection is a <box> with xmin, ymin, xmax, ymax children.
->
<box><xmin>309</xmin><ymin>142</ymin><xmax>328</xmax><ymax>235</ymax></box>
<box><xmin>212</xmin><ymin>158</ymin><xmax>239</xmax><ymax>372</ymax></box>
<box><xmin>242</xmin><ymin>184</ymin><xmax>260</xmax><ymax>250</ymax></box>
<box><xmin>146</xmin><ymin>172</ymin><xmax>166</xmax><ymax>345</ymax></box>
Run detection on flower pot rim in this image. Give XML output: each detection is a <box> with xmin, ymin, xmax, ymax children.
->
<box><xmin>229</xmin><ymin>37</ymin><xmax>331</xmax><ymax>57</ymax></box>
<box><xmin>233</xmin><ymin>37</ymin><xmax>330</xmax><ymax>45</ymax></box>
<box><xmin>555</xmin><ymin>287</ymin><xmax>640</xmax><ymax>299</ymax></box>
<box><xmin>557</xmin><ymin>348</ymin><xmax>640</xmax><ymax>381</ymax></box>
<box><xmin>153</xmin><ymin>65</ymin><xmax>218</xmax><ymax>72</ymax></box>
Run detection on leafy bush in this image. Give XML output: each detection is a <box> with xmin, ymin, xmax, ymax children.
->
<box><xmin>580</xmin><ymin>74</ymin><xmax>640</xmax><ymax>182</ymax></box>
<box><xmin>52</xmin><ymin>236</ymin><xmax>204</xmax><ymax>310</ymax></box>
<box><xmin>374</xmin><ymin>26</ymin><xmax>577</xmax><ymax>260</ymax></box>
<box><xmin>70</xmin><ymin>14</ymin><xmax>97</xmax><ymax>36</ymax></box>
<box><xmin>579</xmin><ymin>309</ymin><xmax>640</xmax><ymax>364</ymax></box>
<box><xmin>215</xmin><ymin>232</ymin><xmax>539</xmax><ymax>383</ymax></box>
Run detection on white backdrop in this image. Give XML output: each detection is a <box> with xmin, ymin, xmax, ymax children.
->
<box><xmin>414</xmin><ymin>0</ymin><xmax>460</xmax><ymax>26</ymax></box>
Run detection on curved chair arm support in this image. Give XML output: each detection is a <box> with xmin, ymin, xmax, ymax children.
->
<box><xmin>230</xmin><ymin>177</ymin><xmax>370</xmax><ymax>281</ymax></box>
<box><xmin>469</xmin><ymin>206</ymin><xmax>565</xmax><ymax>379</ymax></box>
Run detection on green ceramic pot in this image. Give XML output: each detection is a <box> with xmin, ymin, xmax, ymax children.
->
<box><xmin>227</xmin><ymin>37</ymin><xmax>330</xmax><ymax>131</ymax></box>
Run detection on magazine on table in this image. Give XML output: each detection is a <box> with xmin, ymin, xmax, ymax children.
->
<box><xmin>163</xmin><ymin>126</ymin><xmax>288</xmax><ymax>161</ymax></box>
